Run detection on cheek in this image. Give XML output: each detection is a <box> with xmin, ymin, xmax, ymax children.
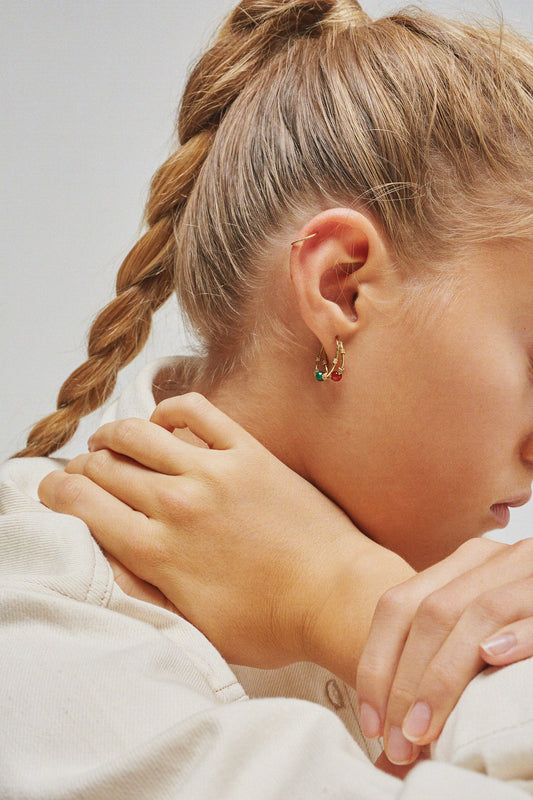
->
<box><xmin>323</xmin><ymin>316</ymin><xmax>525</xmax><ymax>558</ymax></box>
<box><xmin>333</xmin><ymin>367</ymin><xmax>507</xmax><ymax>552</ymax></box>
<box><xmin>441</xmin><ymin>347</ymin><xmax>525</xmax><ymax>450</ymax></box>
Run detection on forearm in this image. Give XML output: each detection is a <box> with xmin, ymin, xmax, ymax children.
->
<box><xmin>303</xmin><ymin>539</ymin><xmax>415</xmax><ymax>687</ymax></box>
<box><xmin>38</xmin><ymin>396</ymin><xmax>417</xmax><ymax>678</ymax></box>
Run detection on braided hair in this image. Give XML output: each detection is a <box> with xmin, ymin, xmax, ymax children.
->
<box><xmin>16</xmin><ymin>0</ymin><xmax>533</xmax><ymax>456</ymax></box>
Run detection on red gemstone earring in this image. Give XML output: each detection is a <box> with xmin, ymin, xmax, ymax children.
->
<box><xmin>315</xmin><ymin>338</ymin><xmax>345</xmax><ymax>382</ymax></box>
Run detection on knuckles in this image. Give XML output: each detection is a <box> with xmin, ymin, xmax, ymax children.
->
<box><xmin>125</xmin><ymin>526</ymin><xmax>168</xmax><ymax>573</ymax></box>
<box><xmin>510</xmin><ymin>536</ymin><xmax>533</xmax><ymax>564</ymax></box>
<box><xmin>386</xmin><ymin>681</ymin><xmax>419</xmax><ymax>714</ymax></box>
<box><xmin>111</xmin><ymin>418</ymin><xmax>142</xmax><ymax>450</ymax></box>
<box><xmin>414</xmin><ymin>591</ymin><xmax>461</xmax><ymax>633</ymax></box>
<box><xmin>47</xmin><ymin>473</ymin><xmax>88</xmax><ymax>512</ymax></box>
<box><xmin>455</xmin><ymin>537</ymin><xmax>504</xmax><ymax>559</ymax></box>
<box><xmin>156</xmin><ymin>392</ymin><xmax>210</xmax><ymax>424</ymax></box>
<box><xmin>467</xmin><ymin>590</ymin><xmax>508</xmax><ymax>624</ymax></box>
<box><xmin>418</xmin><ymin>659</ymin><xmax>457</xmax><ymax>703</ymax></box>
<box><xmin>155</xmin><ymin>480</ymin><xmax>203</xmax><ymax>524</ymax></box>
<box><xmin>357</xmin><ymin>656</ymin><xmax>389</xmax><ymax>692</ymax></box>
<box><xmin>181</xmin><ymin>391</ymin><xmax>210</xmax><ymax>412</ymax></box>
<box><xmin>375</xmin><ymin>583</ymin><xmax>417</xmax><ymax>624</ymax></box>
<box><xmin>82</xmin><ymin>448</ymin><xmax>114</xmax><ymax>479</ymax></box>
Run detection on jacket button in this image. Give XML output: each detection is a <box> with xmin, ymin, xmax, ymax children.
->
<box><xmin>325</xmin><ymin>679</ymin><xmax>345</xmax><ymax>710</ymax></box>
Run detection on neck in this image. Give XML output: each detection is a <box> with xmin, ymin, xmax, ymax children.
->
<box><xmin>154</xmin><ymin>337</ymin><xmax>332</xmax><ymax>486</ymax></box>
<box><xmin>205</xmin><ymin>359</ymin><xmax>314</xmax><ymax>482</ymax></box>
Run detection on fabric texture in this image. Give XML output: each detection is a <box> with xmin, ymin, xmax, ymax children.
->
<box><xmin>1</xmin><ymin>358</ymin><xmax>532</xmax><ymax>798</ymax></box>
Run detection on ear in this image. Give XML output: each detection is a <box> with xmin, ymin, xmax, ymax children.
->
<box><xmin>290</xmin><ymin>207</ymin><xmax>395</xmax><ymax>359</ymax></box>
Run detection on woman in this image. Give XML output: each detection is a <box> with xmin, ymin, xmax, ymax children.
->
<box><xmin>4</xmin><ymin>0</ymin><xmax>533</xmax><ymax>795</ymax></box>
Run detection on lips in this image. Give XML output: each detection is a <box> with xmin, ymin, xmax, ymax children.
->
<box><xmin>490</xmin><ymin>503</ymin><xmax>511</xmax><ymax>527</ymax></box>
<box><xmin>490</xmin><ymin>493</ymin><xmax>531</xmax><ymax>528</ymax></box>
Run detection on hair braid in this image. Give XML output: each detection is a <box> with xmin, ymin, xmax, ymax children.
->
<box><xmin>14</xmin><ymin>127</ymin><xmax>215</xmax><ymax>458</ymax></box>
<box><xmin>17</xmin><ymin>1</ymin><xmax>361</xmax><ymax>458</ymax></box>
<box><xmin>18</xmin><ymin>0</ymin><xmax>533</xmax><ymax>455</ymax></box>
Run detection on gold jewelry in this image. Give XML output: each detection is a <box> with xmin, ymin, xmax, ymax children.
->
<box><xmin>291</xmin><ymin>232</ymin><xmax>317</xmax><ymax>247</ymax></box>
<box><xmin>315</xmin><ymin>337</ymin><xmax>345</xmax><ymax>382</ymax></box>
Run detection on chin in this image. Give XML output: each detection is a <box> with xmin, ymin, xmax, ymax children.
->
<box><xmin>397</xmin><ymin>527</ymin><xmax>486</xmax><ymax>571</ymax></box>
<box><xmin>358</xmin><ymin>510</ymin><xmax>488</xmax><ymax>570</ymax></box>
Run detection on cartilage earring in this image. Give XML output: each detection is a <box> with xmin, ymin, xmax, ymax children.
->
<box><xmin>291</xmin><ymin>232</ymin><xmax>317</xmax><ymax>247</ymax></box>
<box><xmin>315</xmin><ymin>337</ymin><xmax>345</xmax><ymax>382</ymax></box>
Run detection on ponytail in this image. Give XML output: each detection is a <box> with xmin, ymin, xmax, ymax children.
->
<box><xmin>16</xmin><ymin>0</ymin><xmax>533</xmax><ymax>456</ymax></box>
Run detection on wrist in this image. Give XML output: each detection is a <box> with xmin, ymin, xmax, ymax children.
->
<box><xmin>302</xmin><ymin>539</ymin><xmax>415</xmax><ymax>686</ymax></box>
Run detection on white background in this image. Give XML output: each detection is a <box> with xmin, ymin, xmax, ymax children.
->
<box><xmin>2</xmin><ymin>0</ymin><xmax>533</xmax><ymax>542</ymax></box>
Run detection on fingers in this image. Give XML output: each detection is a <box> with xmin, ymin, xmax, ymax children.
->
<box><xmin>151</xmin><ymin>393</ymin><xmax>249</xmax><ymax>450</ymax></box>
<box><xmin>401</xmin><ymin>576</ymin><xmax>533</xmax><ymax>746</ymax></box>
<box><xmin>395</xmin><ymin>605</ymin><xmax>489</xmax><ymax>746</ymax></box>
<box><xmin>381</xmin><ymin>581</ymin><xmax>484</xmax><ymax>757</ymax></box>
<box><xmin>38</xmin><ymin>469</ymin><xmax>154</xmax><ymax>579</ymax></box>
<box><xmin>88</xmin><ymin>417</ymin><xmax>201</xmax><ymax>475</ymax></box>
<box><xmin>357</xmin><ymin>540</ymin><xmax>503</xmax><ymax>738</ymax></box>
<box><xmin>87</xmin><ymin>394</ymin><xmax>252</xmax><ymax>475</ymax></box>
<box><xmin>65</xmin><ymin>450</ymin><xmax>169</xmax><ymax>517</ymax></box>
<box><xmin>357</xmin><ymin>579</ymin><xmax>422</xmax><ymax>764</ymax></box>
<box><xmin>357</xmin><ymin>538</ymin><xmax>508</xmax><ymax>763</ymax></box>
<box><xmin>370</xmin><ymin>540</ymin><xmax>533</xmax><ymax>764</ymax></box>
<box><xmin>480</xmin><ymin>612</ymin><xmax>533</xmax><ymax>666</ymax></box>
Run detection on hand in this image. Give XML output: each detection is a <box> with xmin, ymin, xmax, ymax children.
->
<box><xmin>38</xmin><ymin>392</ymin><xmax>533</xmax><ymax>765</ymax></box>
<box><xmin>356</xmin><ymin>536</ymin><xmax>533</xmax><ymax>765</ymax></box>
<box><xmin>39</xmin><ymin>393</ymin><xmax>413</xmax><ymax>672</ymax></box>
<box><xmin>103</xmin><ymin>551</ymin><xmax>178</xmax><ymax>614</ymax></box>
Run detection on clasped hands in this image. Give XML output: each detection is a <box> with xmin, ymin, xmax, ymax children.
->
<box><xmin>38</xmin><ymin>394</ymin><xmax>533</xmax><ymax>768</ymax></box>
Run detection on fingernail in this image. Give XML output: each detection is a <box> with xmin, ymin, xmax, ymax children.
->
<box><xmin>403</xmin><ymin>701</ymin><xmax>432</xmax><ymax>741</ymax></box>
<box><xmin>480</xmin><ymin>632</ymin><xmax>517</xmax><ymax>657</ymax></box>
<box><xmin>87</xmin><ymin>436</ymin><xmax>95</xmax><ymax>452</ymax></box>
<box><xmin>360</xmin><ymin>703</ymin><xmax>381</xmax><ymax>738</ymax></box>
<box><xmin>386</xmin><ymin>726</ymin><xmax>414</xmax><ymax>764</ymax></box>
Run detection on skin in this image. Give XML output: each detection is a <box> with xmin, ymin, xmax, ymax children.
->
<box><xmin>39</xmin><ymin>207</ymin><xmax>533</xmax><ymax>769</ymax></box>
<box><xmin>285</xmin><ymin>215</ymin><xmax>533</xmax><ymax>570</ymax></box>
<box><xmin>199</xmin><ymin>209</ymin><xmax>533</xmax><ymax>570</ymax></box>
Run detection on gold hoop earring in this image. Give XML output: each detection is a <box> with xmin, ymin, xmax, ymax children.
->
<box><xmin>315</xmin><ymin>338</ymin><xmax>345</xmax><ymax>382</ymax></box>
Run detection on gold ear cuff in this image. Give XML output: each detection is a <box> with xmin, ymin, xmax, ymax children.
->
<box><xmin>291</xmin><ymin>232</ymin><xmax>318</xmax><ymax>246</ymax></box>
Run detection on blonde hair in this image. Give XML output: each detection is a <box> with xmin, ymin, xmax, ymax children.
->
<box><xmin>16</xmin><ymin>0</ymin><xmax>533</xmax><ymax>458</ymax></box>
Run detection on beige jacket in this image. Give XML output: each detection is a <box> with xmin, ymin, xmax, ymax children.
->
<box><xmin>1</xmin><ymin>359</ymin><xmax>531</xmax><ymax>798</ymax></box>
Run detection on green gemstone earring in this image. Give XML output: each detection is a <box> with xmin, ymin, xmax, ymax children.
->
<box><xmin>315</xmin><ymin>338</ymin><xmax>345</xmax><ymax>382</ymax></box>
